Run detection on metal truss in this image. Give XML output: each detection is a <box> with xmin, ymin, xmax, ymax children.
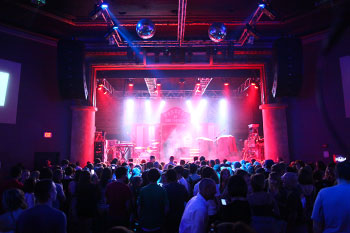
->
<box><xmin>236</xmin><ymin>77</ymin><xmax>259</xmax><ymax>93</ymax></box>
<box><xmin>95</xmin><ymin>1</ymin><xmax>273</xmax><ymax>48</ymax></box>
<box><xmin>112</xmin><ymin>90</ymin><xmax>239</xmax><ymax>99</ymax></box>
<box><xmin>144</xmin><ymin>78</ymin><xmax>158</xmax><ymax>97</ymax></box>
<box><xmin>97</xmin><ymin>78</ymin><xmax>115</xmax><ymax>94</ymax></box>
<box><xmin>194</xmin><ymin>78</ymin><xmax>213</xmax><ymax>96</ymax></box>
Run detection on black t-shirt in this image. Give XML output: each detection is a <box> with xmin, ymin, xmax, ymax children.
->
<box><xmin>219</xmin><ymin>200</ymin><xmax>251</xmax><ymax>225</ymax></box>
<box><xmin>164</xmin><ymin>182</ymin><xmax>188</xmax><ymax>223</ymax></box>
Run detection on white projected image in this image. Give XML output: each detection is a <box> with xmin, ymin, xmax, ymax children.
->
<box><xmin>0</xmin><ymin>71</ymin><xmax>9</xmax><ymax>106</ymax></box>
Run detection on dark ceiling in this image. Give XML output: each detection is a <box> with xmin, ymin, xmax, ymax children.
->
<box><xmin>0</xmin><ymin>0</ymin><xmax>340</xmax><ymax>50</ymax></box>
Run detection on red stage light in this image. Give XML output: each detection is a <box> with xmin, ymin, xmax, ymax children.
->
<box><xmin>156</xmin><ymin>83</ymin><xmax>161</xmax><ymax>87</ymax></box>
<box><xmin>128</xmin><ymin>83</ymin><xmax>134</xmax><ymax>87</ymax></box>
<box><xmin>224</xmin><ymin>83</ymin><xmax>229</xmax><ymax>86</ymax></box>
<box><xmin>98</xmin><ymin>87</ymin><xmax>102</xmax><ymax>90</ymax></box>
<box><xmin>254</xmin><ymin>86</ymin><xmax>258</xmax><ymax>89</ymax></box>
<box><xmin>251</xmin><ymin>83</ymin><xmax>256</xmax><ymax>86</ymax></box>
<box><xmin>104</xmin><ymin>91</ymin><xmax>108</xmax><ymax>95</ymax></box>
<box><xmin>196</xmin><ymin>83</ymin><xmax>200</xmax><ymax>86</ymax></box>
<box><xmin>44</xmin><ymin>132</ymin><xmax>52</xmax><ymax>138</ymax></box>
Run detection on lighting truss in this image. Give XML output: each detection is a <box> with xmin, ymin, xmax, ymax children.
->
<box><xmin>194</xmin><ymin>78</ymin><xmax>213</xmax><ymax>96</ymax></box>
<box><xmin>97</xmin><ymin>78</ymin><xmax>115</xmax><ymax>95</ymax></box>
<box><xmin>144</xmin><ymin>78</ymin><xmax>158</xmax><ymax>97</ymax></box>
<box><xmin>236</xmin><ymin>77</ymin><xmax>259</xmax><ymax>93</ymax></box>
<box><xmin>112</xmin><ymin>90</ymin><xmax>239</xmax><ymax>99</ymax></box>
<box><xmin>92</xmin><ymin>0</ymin><xmax>276</xmax><ymax>48</ymax></box>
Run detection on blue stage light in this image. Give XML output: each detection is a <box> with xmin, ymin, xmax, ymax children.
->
<box><xmin>259</xmin><ymin>4</ymin><xmax>265</xmax><ymax>8</ymax></box>
<box><xmin>101</xmin><ymin>4</ymin><xmax>108</xmax><ymax>9</ymax></box>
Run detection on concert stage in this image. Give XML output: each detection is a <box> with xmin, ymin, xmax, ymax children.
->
<box><xmin>95</xmin><ymin>92</ymin><xmax>264</xmax><ymax>163</ymax></box>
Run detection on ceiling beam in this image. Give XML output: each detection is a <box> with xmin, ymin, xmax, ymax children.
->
<box><xmin>177</xmin><ymin>0</ymin><xmax>188</xmax><ymax>46</ymax></box>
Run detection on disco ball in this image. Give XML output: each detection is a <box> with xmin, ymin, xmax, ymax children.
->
<box><xmin>136</xmin><ymin>19</ymin><xmax>156</xmax><ymax>39</ymax></box>
<box><xmin>208</xmin><ymin>23</ymin><xmax>227</xmax><ymax>42</ymax></box>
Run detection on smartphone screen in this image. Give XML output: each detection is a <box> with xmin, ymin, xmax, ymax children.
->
<box><xmin>221</xmin><ymin>199</ymin><xmax>227</xmax><ymax>206</ymax></box>
<box><xmin>91</xmin><ymin>169</ymin><xmax>95</xmax><ymax>175</ymax></box>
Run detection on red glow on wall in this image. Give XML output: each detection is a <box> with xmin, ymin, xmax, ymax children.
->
<box><xmin>44</xmin><ymin>132</ymin><xmax>52</xmax><ymax>138</ymax></box>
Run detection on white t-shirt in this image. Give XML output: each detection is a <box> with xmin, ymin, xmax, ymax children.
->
<box><xmin>312</xmin><ymin>182</ymin><xmax>350</xmax><ymax>233</ymax></box>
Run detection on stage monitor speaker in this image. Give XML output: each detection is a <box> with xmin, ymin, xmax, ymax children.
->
<box><xmin>34</xmin><ymin>152</ymin><xmax>60</xmax><ymax>170</ymax></box>
<box><xmin>272</xmin><ymin>38</ymin><xmax>303</xmax><ymax>97</ymax></box>
<box><xmin>57</xmin><ymin>39</ymin><xmax>88</xmax><ymax>100</ymax></box>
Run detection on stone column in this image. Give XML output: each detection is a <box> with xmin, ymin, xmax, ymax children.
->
<box><xmin>70</xmin><ymin>106</ymin><xmax>97</xmax><ymax>167</ymax></box>
<box><xmin>259</xmin><ymin>104</ymin><xmax>289</xmax><ymax>162</ymax></box>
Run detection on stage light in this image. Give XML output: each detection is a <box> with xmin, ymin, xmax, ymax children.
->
<box><xmin>31</xmin><ymin>0</ymin><xmax>46</xmax><ymax>6</ymax></box>
<box><xmin>160</xmin><ymin>100</ymin><xmax>166</xmax><ymax>107</ymax></box>
<box><xmin>259</xmin><ymin>3</ymin><xmax>265</xmax><ymax>8</ymax></box>
<box><xmin>255</xmin><ymin>86</ymin><xmax>259</xmax><ymax>89</ymax></box>
<box><xmin>251</xmin><ymin>83</ymin><xmax>256</xmax><ymax>86</ymax></box>
<box><xmin>156</xmin><ymin>80</ymin><xmax>161</xmax><ymax>87</ymax></box>
<box><xmin>196</xmin><ymin>79</ymin><xmax>201</xmax><ymax>86</ymax></box>
<box><xmin>128</xmin><ymin>79</ymin><xmax>134</xmax><ymax>87</ymax></box>
<box><xmin>224</xmin><ymin>83</ymin><xmax>229</xmax><ymax>86</ymax></box>
<box><xmin>223</xmin><ymin>79</ymin><xmax>229</xmax><ymax>86</ymax></box>
<box><xmin>103</xmin><ymin>90</ymin><xmax>108</xmax><ymax>95</ymax></box>
<box><xmin>101</xmin><ymin>3</ymin><xmax>109</xmax><ymax>9</ymax></box>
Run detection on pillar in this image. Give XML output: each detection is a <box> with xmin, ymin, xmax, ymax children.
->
<box><xmin>70</xmin><ymin>106</ymin><xmax>97</xmax><ymax>167</ymax></box>
<box><xmin>259</xmin><ymin>104</ymin><xmax>289</xmax><ymax>162</ymax></box>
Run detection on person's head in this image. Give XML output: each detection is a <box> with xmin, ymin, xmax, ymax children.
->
<box><xmin>147</xmin><ymin>168</ymin><xmax>160</xmax><ymax>183</ymax></box>
<box><xmin>189</xmin><ymin>163</ymin><xmax>198</xmax><ymax>174</ymax></box>
<box><xmin>115</xmin><ymin>166</ymin><xmax>128</xmax><ymax>180</ymax></box>
<box><xmin>264</xmin><ymin>159</ymin><xmax>275</xmax><ymax>170</ymax></box>
<box><xmin>169</xmin><ymin>156</ymin><xmax>174</xmax><ymax>162</ymax></box>
<box><xmin>64</xmin><ymin>166</ymin><xmax>74</xmax><ymax>177</ymax></box>
<box><xmin>227</xmin><ymin>175</ymin><xmax>247</xmax><ymax>198</ymax></box>
<box><xmin>107</xmin><ymin>226</ymin><xmax>134</xmax><ymax>233</ymax></box>
<box><xmin>2</xmin><ymin>189</ymin><xmax>27</xmax><ymax>211</ymax></box>
<box><xmin>298</xmin><ymin>167</ymin><xmax>313</xmax><ymax>185</ymax></box>
<box><xmin>216</xmin><ymin>222</ymin><xmax>255</xmax><ymax>233</ymax></box>
<box><xmin>53</xmin><ymin>169</ymin><xmax>63</xmax><ymax>183</ymax></box>
<box><xmin>316</xmin><ymin>160</ymin><xmax>326</xmax><ymax>171</ymax></box>
<box><xmin>165</xmin><ymin>169</ymin><xmax>178</xmax><ymax>183</ymax></box>
<box><xmin>174</xmin><ymin>166</ymin><xmax>184</xmax><ymax>179</ymax></box>
<box><xmin>268</xmin><ymin>172</ymin><xmax>281</xmax><ymax>192</ymax></box>
<box><xmin>94</xmin><ymin>158</ymin><xmax>101</xmax><ymax>165</ymax></box>
<box><xmin>220</xmin><ymin>168</ymin><xmax>231</xmax><ymax>183</ymax></box>
<box><xmin>23</xmin><ymin>178</ymin><xmax>36</xmax><ymax>194</ymax></box>
<box><xmin>199</xmin><ymin>156</ymin><xmax>206</xmax><ymax>161</ymax></box>
<box><xmin>10</xmin><ymin>166</ymin><xmax>22</xmax><ymax>180</ymax></box>
<box><xmin>215</xmin><ymin>159</ymin><xmax>220</xmax><ymax>165</ymax></box>
<box><xmin>39</xmin><ymin>167</ymin><xmax>53</xmax><ymax>180</ymax></box>
<box><xmin>30</xmin><ymin>170</ymin><xmax>40</xmax><ymax>181</ymax></box>
<box><xmin>233</xmin><ymin>162</ymin><xmax>241</xmax><ymax>169</ymax></box>
<box><xmin>209</xmin><ymin>160</ymin><xmax>215</xmax><ymax>168</ymax></box>
<box><xmin>146</xmin><ymin>162</ymin><xmax>154</xmax><ymax>170</ymax></box>
<box><xmin>180</xmin><ymin>160</ymin><xmax>186</xmax><ymax>166</ymax></box>
<box><xmin>200</xmin><ymin>160</ymin><xmax>207</xmax><ymax>166</ymax></box>
<box><xmin>193</xmin><ymin>156</ymin><xmax>198</xmax><ymax>162</ymax></box>
<box><xmin>336</xmin><ymin>161</ymin><xmax>350</xmax><ymax>181</ymax></box>
<box><xmin>282</xmin><ymin>172</ymin><xmax>298</xmax><ymax>189</ymax></box>
<box><xmin>199</xmin><ymin>178</ymin><xmax>216</xmax><ymax>200</ymax></box>
<box><xmin>201</xmin><ymin>166</ymin><xmax>215</xmax><ymax>179</ymax></box>
<box><xmin>325</xmin><ymin>165</ymin><xmax>336</xmax><ymax>181</ymax></box>
<box><xmin>61</xmin><ymin>159</ymin><xmax>69</xmax><ymax>167</ymax></box>
<box><xmin>100</xmin><ymin>168</ymin><xmax>112</xmax><ymax>187</ymax></box>
<box><xmin>79</xmin><ymin>170</ymin><xmax>92</xmax><ymax>185</ymax></box>
<box><xmin>34</xmin><ymin>179</ymin><xmax>57</xmax><ymax>204</ymax></box>
<box><xmin>250</xmin><ymin>173</ymin><xmax>265</xmax><ymax>192</ymax></box>
<box><xmin>150</xmin><ymin>155</ymin><xmax>156</xmax><ymax>163</ymax></box>
<box><xmin>20</xmin><ymin>169</ymin><xmax>30</xmax><ymax>181</ymax></box>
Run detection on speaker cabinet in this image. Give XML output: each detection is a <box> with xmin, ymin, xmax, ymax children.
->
<box><xmin>272</xmin><ymin>38</ymin><xmax>303</xmax><ymax>97</ymax></box>
<box><xmin>57</xmin><ymin>39</ymin><xmax>88</xmax><ymax>100</ymax></box>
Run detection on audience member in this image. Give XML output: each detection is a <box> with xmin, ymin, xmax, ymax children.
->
<box><xmin>138</xmin><ymin>168</ymin><xmax>169</xmax><ymax>233</ymax></box>
<box><xmin>17</xmin><ymin>179</ymin><xmax>67</xmax><ymax>233</ymax></box>
<box><xmin>312</xmin><ymin>161</ymin><xmax>350</xmax><ymax>233</ymax></box>
<box><xmin>164</xmin><ymin>169</ymin><xmax>188</xmax><ymax>233</ymax></box>
<box><xmin>0</xmin><ymin>189</ymin><xmax>27</xmax><ymax>232</ymax></box>
<box><xmin>179</xmin><ymin>178</ymin><xmax>216</xmax><ymax>233</ymax></box>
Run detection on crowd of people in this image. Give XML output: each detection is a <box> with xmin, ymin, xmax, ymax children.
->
<box><xmin>0</xmin><ymin>155</ymin><xmax>349</xmax><ymax>233</ymax></box>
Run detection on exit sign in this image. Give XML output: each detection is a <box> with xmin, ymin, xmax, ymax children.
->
<box><xmin>44</xmin><ymin>132</ymin><xmax>52</xmax><ymax>138</ymax></box>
